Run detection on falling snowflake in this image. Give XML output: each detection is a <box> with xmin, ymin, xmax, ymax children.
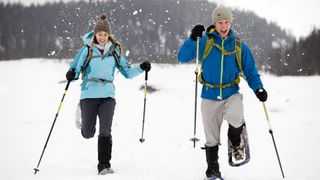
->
<box><xmin>125</xmin><ymin>50</ymin><xmax>130</xmax><ymax>57</ymax></box>
<box><xmin>133</xmin><ymin>10</ymin><xmax>138</xmax><ymax>15</ymax></box>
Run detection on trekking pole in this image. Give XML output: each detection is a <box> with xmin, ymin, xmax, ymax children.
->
<box><xmin>33</xmin><ymin>80</ymin><xmax>71</xmax><ymax>175</ymax></box>
<box><xmin>139</xmin><ymin>71</ymin><xmax>148</xmax><ymax>143</ymax></box>
<box><xmin>262</xmin><ymin>102</ymin><xmax>285</xmax><ymax>178</ymax></box>
<box><xmin>190</xmin><ymin>37</ymin><xmax>200</xmax><ymax>148</ymax></box>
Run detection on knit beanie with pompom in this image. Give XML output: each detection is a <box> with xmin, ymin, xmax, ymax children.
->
<box><xmin>94</xmin><ymin>15</ymin><xmax>111</xmax><ymax>35</ymax></box>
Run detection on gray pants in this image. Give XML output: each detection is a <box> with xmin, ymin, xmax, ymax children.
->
<box><xmin>201</xmin><ymin>93</ymin><xmax>244</xmax><ymax>147</ymax></box>
<box><xmin>80</xmin><ymin>98</ymin><xmax>116</xmax><ymax>138</ymax></box>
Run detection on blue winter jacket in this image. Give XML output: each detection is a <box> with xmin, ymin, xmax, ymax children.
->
<box><xmin>178</xmin><ymin>29</ymin><xmax>263</xmax><ymax>101</ymax></box>
<box><xmin>69</xmin><ymin>31</ymin><xmax>143</xmax><ymax>100</ymax></box>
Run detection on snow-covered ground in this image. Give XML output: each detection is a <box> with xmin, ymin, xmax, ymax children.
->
<box><xmin>0</xmin><ymin>59</ymin><xmax>319</xmax><ymax>180</ymax></box>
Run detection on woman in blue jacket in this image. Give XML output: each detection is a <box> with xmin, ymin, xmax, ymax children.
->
<box><xmin>66</xmin><ymin>15</ymin><xmax>151</xmax><ymax>175</ymax></box>
<box><xmin>178</xmin><ymin>6</ymin><xmax>267</xmax><ymax>179</ymax></box>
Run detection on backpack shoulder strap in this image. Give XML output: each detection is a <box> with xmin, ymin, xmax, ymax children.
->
<box><xmin>203</xmin><ymin>35</ymin><xmax>214</xmax><ymax>61</ymax></box>
<box><xmin>109</xmin><ymin>44</ymin><xmax>121</xmax><ymax>68</ymax></box>
<box><xmin>199</xmin><ymin>35</ymin><xmax>213</xmax><ymax>84</ymax></box>
<box><xmin>234</xmin><ymin>36</ymin><xmax>245</xmax><ymax>79</ymax></box>
<box><xmin>82</xmin><ymin>44</ymin><xmax>93</xmax><ymax>72</ymax></box>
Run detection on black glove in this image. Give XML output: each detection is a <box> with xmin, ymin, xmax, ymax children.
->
<box><xmin>140</xmin><ymin>61</ymin><xmax>151</xmax><ymax>72</ymax></box>
<box><xmin>190</xmin><ymin>24</ymin><xmax>205</xmax><ymax>41</ymax></box>
<box><xmin>66</xmin><ymin>69</ymin><xmax>76</xmax><ymax>81</ymax></box>
<box><xmin>255</xmin><ymin>88</ymin><xmax>268</xmax><ymax>102</ymax></box>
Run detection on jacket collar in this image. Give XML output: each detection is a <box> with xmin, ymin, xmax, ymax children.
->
<box><xmin>82</xmin><ymin>32</ymin><xmax>115</xmax><ymax>55</ymax></box>
<box><xmin>206</xmin><ymin>24</ymin><xmax>235</xmax><ymax>41</ymax></box>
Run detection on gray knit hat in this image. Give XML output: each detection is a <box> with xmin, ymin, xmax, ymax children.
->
<box><xmin>212</xmin><ymin>5</ymin><xmax>233</xmax><ymax>25</ymax></box>
<box><xmin>94</xmin><ymin>15</ymin><xmax>111</xmax><ymax>35</ymax></box>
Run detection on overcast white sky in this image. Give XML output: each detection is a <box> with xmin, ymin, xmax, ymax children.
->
<box><xmin>2</xmin><ymin>0</ymin><xmax>319</xmax><ymax>39</ymax></box>
<box><xmin>212</xmin><ymin>0</ymin><xmax>320</xmax><ymax>39</ymax></box>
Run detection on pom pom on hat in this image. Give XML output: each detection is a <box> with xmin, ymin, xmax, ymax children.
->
<box><xmin>212</xmin><ymin>5</ymin><xmax>233</xmax><ymax>25</ymax></box>
<box><xmin>100</xmin><ymin>14</ymin><xmax>106</xmax><ymax>20</ymax></box>
<box><xmin>94</xmin><ymin>14</ymin><xmax>111</xmax><ymax>35</ymax></box>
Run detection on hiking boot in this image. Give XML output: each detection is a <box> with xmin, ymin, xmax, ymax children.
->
<box><xmin>207</xmin><ymin>172</ymin><xmax>222</xmax><ymax>179</ymax></box>
<box><xmin>98</xmin><ymin>136</ymin><xmax>112</xmax><ymax>174</ymax></box>
<box><xmin>228</xmin><ymin>123</ymin><xmax>246</xmax><ymax>161</ymax></box>
<box><xmin>228</xmin><ymin>123</ymin><xmax>244</xmax><ymax>146</ymax></box>
<box><xmin>97</xmin><ymin>163</ymin><xmax>114</xmax><ymax>175</ymax></box>
<box><xmin>205</xmin><ymin>145</ymin><xmax>221</xmax><ymax>178</ymax></box>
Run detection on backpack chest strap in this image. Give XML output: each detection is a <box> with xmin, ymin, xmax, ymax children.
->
<box><xmin>82</xmin><ymin>44</ymin><xmax>120</xmax><ymax>71</ymax></box>
<box><xmin>211</xmin><ymin>43</ymin><xmax>236</xmax><ymax>56</ymax></box>
<box><xmin>90</xmin><ymin>52</ymin><xmax>114</xmax><ymax>59</ymax></box>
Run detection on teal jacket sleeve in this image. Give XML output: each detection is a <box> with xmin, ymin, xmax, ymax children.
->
<box><xmin>118</xmin><ymin>55</ymin><xmax>144</xmax><ymax>79</ymax></box>
<box><xmin>69</xmin><ymin>47</ymin><xmax>86</xmax><ymax>70</ymax></box>
<box><xmin>73</xmin><ymin>46</ymin><xmax>89</xmax><ymax>79</ymax></box>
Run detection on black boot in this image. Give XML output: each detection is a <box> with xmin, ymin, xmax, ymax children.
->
<box><xmin>228</xmin><ymin>123</ymin><xmax>244</xmax><ymax>146</ymax></box>
<box><xmin>97</xmin><ymin>136</ymin><xmax>114</xmax><ymax>175</ymax></box>
<box><xmin>205</xmin><ymin>145</ymin><xmax>221</xmax><ymax>178</ymax></box>
<box><xmin>228</xmin><ymin>123</ymin><xmax>245</xmax><ymax>160</ymax></box>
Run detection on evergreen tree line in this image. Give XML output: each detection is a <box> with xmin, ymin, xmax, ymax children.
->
<box><xmin>268</xmin><ymin>28</ymin><xmax>320</xmax><ymax>75</ymax></box>
<box><xmin>0</xmin><ymin>0</ymin><xmax>318</xmax><ymax>75</ymax></box>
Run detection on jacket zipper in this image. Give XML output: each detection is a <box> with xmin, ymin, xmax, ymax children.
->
<box><xmin>219</xmin><ymin>38</ymin><xmax>226</xmax><ymax>100</ymax></box>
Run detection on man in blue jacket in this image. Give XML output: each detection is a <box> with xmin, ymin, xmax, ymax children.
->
<box><xmin>178</xmin><ymin>5</ymin><xmax>267</xmax><ymax>179</ymax></box>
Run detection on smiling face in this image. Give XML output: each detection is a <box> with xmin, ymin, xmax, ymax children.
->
<box><xmin>95</xmin><ymin>31</ymin><xmax>109</xmax><ymax>46</ymax></box>
<box><xmin>214</xmin><ymin>19</ymin><xmax>231</xmax><ymax>38</ymax></box>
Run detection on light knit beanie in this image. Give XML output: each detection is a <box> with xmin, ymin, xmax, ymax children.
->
<box><xmin>94</xmin><ymin>15</ymin><xmax>111</xmax><ymax>35</ymax></box>
<box><xmin>212</xmin><ymin>5</ymin><xmax>233</xmax><ymax>25</ymax></box>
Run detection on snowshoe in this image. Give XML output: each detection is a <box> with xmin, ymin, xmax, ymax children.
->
<box><xmin>228</xmin><ymin>125</ymin><xmax>250</xmax><ymax>167</ymax></box>
<box><xmin>98</xmin><ymin>167</ymin><xmax>114</xmax><ymax>175</ymax></box>
<box><xmin>75</xmin><ymin>102</ymin><xmax>81</xmax><ymax>129</ymax></box>
<box><xmin>204</xmin><ymin>175</ymin><xmax>224</xmax><ymax>180</ymax></box>
<box><xmin>98</xmin><ymin>163</ymin><xmax>114</xmax><ymax>175</ymax></box>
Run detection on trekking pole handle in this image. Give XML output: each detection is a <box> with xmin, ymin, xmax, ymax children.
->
<box><xmin>65</xmin><ymin>80</ymin><xmax>71</xmax><ymax>90</ymax></box>
<box><xmin>145</xmin><ymin>71</ymin><xmax>148</xmax><ymax>81</ymax></box>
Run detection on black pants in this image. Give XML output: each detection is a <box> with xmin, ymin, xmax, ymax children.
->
<box><xmin>80</xmin><ymin>98</ymin><xmax>116</xmax><ymax>138</ymax></box>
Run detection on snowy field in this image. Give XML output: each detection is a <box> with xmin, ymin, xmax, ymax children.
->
<box><xmin>0</xmin><ymin>59</ymin><xmax>319</xmax><ymax>180</ymax></box>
